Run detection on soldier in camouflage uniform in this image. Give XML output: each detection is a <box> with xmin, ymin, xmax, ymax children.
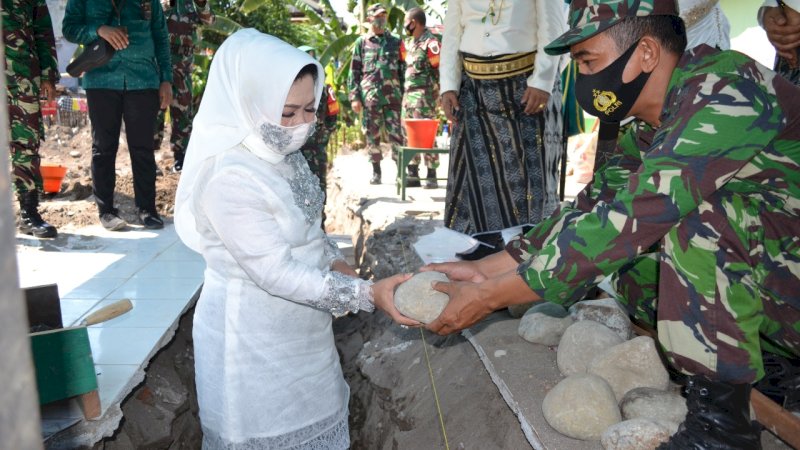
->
<box><xmin>154</xmin><ymin>0</ymin><xmax>214</xmax><ymax>172</ymax></box>
<box><xmin>299</xmin><ymin>45</ymin><xmax>339</xmax><ymax>228</ymax></box>
<box><xmin>3</xmin><ymin>0</ymin><xmax>59</xmax><ymax>238</ymax></box>
<box><xmin>401</xmin><ymin>6</ymin><xmax>440</xmax><ymax>189</ymax></box>
<box><xmin>348</xmin><ymin>3</ymin><xmax>405</xmax><ymax>185</ymax></box>
<box><xmin>421</xmin><ymin>2</ymin><xmax>800</xmax><ymax>448</ymax></box>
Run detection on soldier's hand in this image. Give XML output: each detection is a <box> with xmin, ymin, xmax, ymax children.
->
<box><xmin>426</xmin><ymin>280</ymin><xmax>492</xmax><ymax>335</ymax></box>
<box><xmin>441</xmin><ymin>91</ymin><xmax>459</xmax><ymax>123</ymax></box>
<box><xmin>522</xmin><ymin>87</ymin><xmax>549</xmax><ymax>115</ymax></box>
<box><xmin>352</xmin><ymin>100</ymin><xmax>362</xmax><ymax>115</ymax></box>
<box><xmin>41</xmin><ymin>81</ymin><xmax>56</xmax><ymax>103</ymax></box>
<box><xmin>764</xmin><ymin>6</ymin><xmax>800</xmax><ymax>63</ymax></box>
<box><xmin>159</xmin><ymin>82</ymin><xmax>172</xmax><ymax>109</ymax></box>
<box><xmin>97</xmin><ymin>25</ymin><xmax>129</xmax><ymax>50</ymax></box>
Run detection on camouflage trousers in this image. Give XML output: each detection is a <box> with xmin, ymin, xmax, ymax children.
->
<box><xmin>402</xmin><ymin>90</ymin><xmax>439</xmax><ymax>170</ymax></box>
<box><xmin>608</xmin><ymin>190</ymin><xmax>800</xmax><ymax>384</ymax></box>
<box><xmin>362</xmin><ymin>103</ymin><xmax>404</xmax><ymax>163</ymax></box>
<box><xmin>154</xmin><ymin>57</ymin><xmax>193</xmax><ymax>160</ymax></box>
<box><xmin>7</xmin><ymin>78</ymin><xmax>44</xmax><ymax>194</ymax></box>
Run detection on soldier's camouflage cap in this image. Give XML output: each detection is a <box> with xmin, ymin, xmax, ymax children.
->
<box><xmin>544</xmin><ymin>0</ymin><xmax>680</xmax><ymax>55</ymax></box>
<box><xmin>367</xmin><ymin>3</ymin><xmax>387</xmax><ymax>17</ymax></box>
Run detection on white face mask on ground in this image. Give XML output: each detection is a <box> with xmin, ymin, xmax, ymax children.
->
<box><xmin>256</xmin><ymin>118</ymin><xmax>316</xmax><ymax>156</ymax></box>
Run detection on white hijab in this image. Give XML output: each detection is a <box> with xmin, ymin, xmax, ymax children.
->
<box><xmin>175</xmin><ymin>29</ymin><xmax>323</xmax><ymax>252</ymax></box>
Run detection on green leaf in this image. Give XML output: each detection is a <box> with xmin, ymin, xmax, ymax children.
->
<box><xmin>240</xmin><ymin>0</ymin><xmax>265</xmax><ymax>13</ymax></box>
<box><xmin>319</xmin><ymin>33</ymin><xmax>360</xmax><ymax>67</ymax></box>
<box><xmin>206</xmin><ymin>15</ymin><xmax>244</xmax><ymax>36</ymax></box>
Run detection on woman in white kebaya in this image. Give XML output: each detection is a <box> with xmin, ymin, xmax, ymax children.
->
<box><xmin>174</xmin><ymin>29</ymin><xmax>417</xmax><ymax>449</ymax></box>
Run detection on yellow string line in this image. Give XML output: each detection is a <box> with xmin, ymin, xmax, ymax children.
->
<box><xmin>420</xmin><ymin>327</ymin><xmax>450</xmax><ymax>450</ymax></box>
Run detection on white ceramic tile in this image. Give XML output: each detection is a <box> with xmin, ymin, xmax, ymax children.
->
<box><xmin>59</xmin><ymin>299</ymin><xmax>103</xmax><ymax>327</ymax></box>
<box><xmin>89</xmin><ymin>258</ymin><xmax>148</xmax><ymax>279</ymax></box>
<box><xmin>131</xmin><ymin>259</ymin><xmax>206</xmax><ymax>279</ymax></box>
<box><xmin>87</xmin><ymin>327</ymin><xmax>166</xmax><ymax>365</ymax></box>
<box><xmin>107</xmin><ymin>277</ymin><xmax>202</xmax><ymax>300</ymax></box>
<box><xmin>60</xmin><ymin>277</ymin><xmax>129</xmax><ymax>300</ymax></box>
<box><xmin>83</xmin><ymin>298</ymin><xmax>190</xmax><ymax>328</ymax></box>
<box><xmin>156</xmin><ymin>242</ymin><xmax>203</xmax><ymax>261</ymax></box>
<box><xmin>94</xmin><ymin>364</ymin><xmax>140</xmax><ymax>410</ymax></box>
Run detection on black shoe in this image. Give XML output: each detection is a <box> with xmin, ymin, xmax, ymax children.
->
<box><xmin>456</xmin><ymin>232</ymin><xmax>504</xmax><ymax>261</ymax></box>
<box><xmin>656</xmin><ymin>376</ymin><xmax>761</xmax><ymax>450</ymax></box>
<box><xmin>406</xmin><ymin>164</ymin><xmax>421</xmax><ymax>187</ymax></box>
<box><xmin>424</xmin><ymin>168</ymin><xmax>438</xmax><ymax>189</ymax></box>
<box><xmin>172</xmin><ymin>158</ymin><xmax>183</xmax><ymax>173</ymax></box>
<box><xmin>754</xmin><ymin>352</ymin><xmax>800</xmax><ymax>411</ymax></box>
<box><xmin>370</xmin><ymin>172</ymin><xmax>381</xmax><ymax>185</ymax></box>
<box><xmin>18</xmin><ymin>191</ymin><xmax>57</xmax><ymax>238</ymax></box>
<box><xmin>99</xmin><ymin>209</ymin><xmax>127</xmax><ymax>231</ymax></box>
<box><xmin>138</xmin><ymin>209</ymin><xmax>164</xmax><ymax>230</ymax></box>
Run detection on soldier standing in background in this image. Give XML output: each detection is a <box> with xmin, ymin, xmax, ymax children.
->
<box><xmin>348</xmin><ymin>3</ymin><xmax>405</xmax><ymax>185</ymax></box>
<box><xmin>298</xmin><ymin>45</ymin><xmax>339</xmax><ymax>228</ymax></box>
<box><xmin>154</xmin><ymin>0</ymin><xmax>214</xmax><ymax>173</ymax></box>
<box><xmin>401</xmin><ymin>6</ymin><xmax>441</xmax><ymax>189</ymax></box>
<box><xmin>3</xmin><ymin>0</ymin><xmax>60</xmax><ymax>238</ymax></box>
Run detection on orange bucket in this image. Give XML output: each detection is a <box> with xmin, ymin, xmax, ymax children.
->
<box><xmin>40</xmin><ymin>164</ymin><xmax>67</xmax><ymax>194</ymax></box>
<box><xmin>403</xmin><ymin>119</ymin><xmax>439</xmax><ymax>149</ymax></box>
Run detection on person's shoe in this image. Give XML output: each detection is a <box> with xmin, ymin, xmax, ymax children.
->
<box><xmin>754</xmin><ymin>352</ymin><xmax>800</xmax><ymax>411</ymax></box>
<box><xmin>370</xmin><ymin>162</ymin><xmax>382</xmax><ymax>185</ymax></box>
<box><xmin>456</xmin><ymin>232</ymin><xmax>504</xmax><ymax>261</ymax></box>
<box><xmin>138</xmin><ymin>209</ymin><xmax>164</xmax><ymax>230</ymax></box>
<box><xmin>100</xmin><ymin>209</ymin><xmax>127</xmax><ymax>231</ymax></box>
<box><xmin>656</xmin><ymin>376</ymin><xmax>762</xmax><ymax>450</ymax></box>
<box><xmin>17</xmin><ymin>191</ymin><xmax>57</xmax><ymax>238</ymax></box>
<box><xmin>155</xmin><ymin>167</ymin><xmax>164</xmax><ymax>177</ymax></box>
<box><xmin>424</xmin><ymin>168</ymin><xmax>438</xmax><ymax>189</ymax></box>
<box><xmin>406</xmin><ymin>164</ymin><xmax>421</xmax><ymax>187</ymax></box>
<box><xmin>172</xmin><ymin>159</ymin><xmax>183</xmax><ymax>173</ymax></box>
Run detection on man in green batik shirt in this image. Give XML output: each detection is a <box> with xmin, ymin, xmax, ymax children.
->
<box><xmin>348</xmin><ymin>3</ymin><xmax>405</xmax><ymax>185</ymax></box>
<box><xmin>419</xmin><ymin>1</ymin><xmax>800</xmax><ymax>448</ymax></box>
<box><xmin>402</xmin><ymin>6</ymin><xmax>441</xmax><ymax>189</ymax></box>
<box><xmin>3</xmin><ymin>0</ymin><xmax>60</xmax><ymax>238</ymax></box>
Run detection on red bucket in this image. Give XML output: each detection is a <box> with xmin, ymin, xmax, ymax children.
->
<box><xmin>404</xmin><ymin>119</ymin><xmax>439</xmax><ymax>149</ymax></box>
<box><xmin>40</xmin><ymin>164</ymin><xmax>67</xmax><ymax>194</ymax></box>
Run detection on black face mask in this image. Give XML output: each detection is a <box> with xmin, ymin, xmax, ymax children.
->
<box><xmin>404</xmin><ymin>23</ymin><xmax>415</xmax><ymax>34</ymax></box>
<box><xmin>575</xmin><ymin>40</ymin><xmax>651</xmax><ymax>124</ymax></box>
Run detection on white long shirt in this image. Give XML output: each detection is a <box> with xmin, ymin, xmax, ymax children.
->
<box><xmin>439</xmin><ymin>0</ymin><xmax>566</xmax><ymax>93</ymax></box>
<box><xmin>680</xmin><ymin>0</ymin><xmax>731</xmax><ymax>50</ymax></box>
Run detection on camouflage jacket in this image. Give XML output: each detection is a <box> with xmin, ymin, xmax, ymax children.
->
<box><xmin>2</xmin><ymin>0</ymin><xmax>59</xmax><ymax>86</ymax></box>
<box><xmin>403</xmin><ymin>28</ymin><xmax>440</xmax><ymax>95</ymax></box>
<box><xmin>507</xmin><ymin>45</ymin><xmax>800</xmax><ymax>305</ymax></box>
<box><xmin>348</xmin><ymin>31</ymin><xmax>405</xmax><ymax>107</ymax></box>
<box><xmin>63</xmin><ymin>0</ymin><xmax>172</xmax><ymax>90</ymax></box>
<box><xmin>162</xmin><ymin>0</ymin><xmax>214</xmax><ymax>58</ymax></box>
<box><xmin>304</xmin><ymin>85</ymin><xmax>339</xmax><ymax>148</ymax></box>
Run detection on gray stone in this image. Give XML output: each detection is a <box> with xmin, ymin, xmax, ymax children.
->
<box><xmin>509</xmin><ymin>299</ymin><xmax>568</xmax><ymax>318</ymax></box>
<box><xmin>557</xmin><ymin>320</ymin><xmax>624</xmax><ymax>376</ymax></box>
<box><xmin>620</xmin><ymin>387</ymin><xmax>687</xmax><ymax>427</ymax></box>
<box><xmin>394</xmin><ymin>271</ymin><xmax>450</xmax><ymax>324</ymax></box>
<box><xmin>600</xmin><ymin>418</ymin><xmax>673</xmax><ymax>450</ymax></box>
<box><xmin>588</xmin><ymin>336</ymin><xmax>670</xmax><ymax>402</ymax></box>
<box><xmin>542</xmin><ymin>373</ymin><xmax>622</xmax><ymax>441</ymax></box>
<box><xmin>508</xmin><ymin>302</ymin><xmax>535</xmax><ymax>318</ymax></box>
<box><xmin>518</xmin><ymin>309</ymin><xmax>574</xmax><ymax>346</ymax></box>
<box><xmin>570</xmin><ymin>298</ymin><xmax>633</xmax><ymax>341</ymax></box>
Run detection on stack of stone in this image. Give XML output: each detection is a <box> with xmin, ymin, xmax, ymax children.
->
<box><xmin>517</xmin><ymin>299</ymin><xmax>687</xmax><ymax>450</ymax></box>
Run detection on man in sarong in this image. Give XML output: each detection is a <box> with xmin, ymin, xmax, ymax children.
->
<box><xmin>439</xmin><ymin>0</ymin><xmax>566</xmax><ymax>259</ymax></box>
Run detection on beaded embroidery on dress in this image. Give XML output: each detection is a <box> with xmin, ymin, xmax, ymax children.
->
<box><xmin>286</xmin><ymin>152</ymin><xmax>325</xmax><ymax>225</ymax></box>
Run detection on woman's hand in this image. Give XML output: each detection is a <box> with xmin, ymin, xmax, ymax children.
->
<box><xmin>421</xmin><ymin>260</ymin><xmax>487</xmax><ymax>283</ymax></box>
<box><xmin>372</xmin><ymin>273</ymin><xmax>420</xmax><ymax>326</ymax></box>
<box><xmin>331</xmin><ymin>259</ymin><xmax>358</xmax><ymax>278</ymax></box>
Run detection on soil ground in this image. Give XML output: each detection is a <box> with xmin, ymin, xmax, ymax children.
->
<box><xmin>30</xmin><ymin>119</ymin><xmax>181</xmax><ymax>231</ymax></box>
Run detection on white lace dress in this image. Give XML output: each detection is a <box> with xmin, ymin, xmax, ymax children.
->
<box><xmin>187</xmin><ymin>145</ymin><xmax>373</xmax><ymax>449</ymax></box>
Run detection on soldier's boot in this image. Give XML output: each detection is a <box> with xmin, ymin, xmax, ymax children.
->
<box><xmin>18</xmin><ymin>191</ymin><xmax>57</xmax><ymax>238</ymax></box>
<box><xmin>370</xmin><ymin>162</ymin><xmax>382</xmax><ymax>185</ymax></box>
<box><xmin>406</xmin><ymin>164</ymin><xmax>421</xmax><ymax>187</ymax></box>
<box><xmin>754</xmin><ymin>352</ymin><xmax>800</xmax><ymax>411</ymax></box>
<box><xmin>173</xmin><ymin>151</ymin><xmax>185</xmax><ymax>173</ymax></box>
<box><xmin>424</xmin><ymin>168</ymin><xmax>438</xmax><ymax>189</ymax></box>
<box><xmin>656</xmin><ymin>376</ymin><xmax>761</xmax><ymax>450</ymax></box>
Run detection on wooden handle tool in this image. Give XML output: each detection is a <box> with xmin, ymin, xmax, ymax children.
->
<box><xmin>80</xmin><ymin>298</ymin><xmax>133</xmax><ymax>326</ymax></box>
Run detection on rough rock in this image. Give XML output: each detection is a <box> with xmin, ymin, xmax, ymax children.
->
<box><xmin>600</xmin><ymin>418</ymin><xmax>673</xmax><ymax>450</ymax></box>
<box><xmin>620</xmin><ymin>387</ymin><xmax>687</xmax><ymax>429</ymax></box>
<box><xmin>569</xmin><ymin>298</ymin><xmax>633</xmax><ymax>341</ymax></box>
<box><xmin>394</xmin><ymin>271</ymin><xmax>450</xmax><ymax>324</ymax></box>
<box><xmin>588</xmin><ymin>336</ymin><xmax>670</xmax><ymax>401</ymax></box>
<box><xmin>557</xmin><ymin>320</ymin><xmax>623</xmax><ymax>376</ymax></box>
<box><xmin>542</xmin><ymin>373</ymin><xmax>622</xmax><ymax>441</ymax></box>
<box><xmin>518</xmin><ymin>307</ymin><xmax>574</xmax><ymax>346</ymax></box>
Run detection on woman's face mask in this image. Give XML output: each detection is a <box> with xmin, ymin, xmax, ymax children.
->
<box><xmin>575</xmin><ymin>40</ymin><xmax>651</xmax><ymax>124</ymax></box>
<box><xmin>256</xmin><ymin>119</ymin><xmax>316</xmax><ymax>156</ymax></box>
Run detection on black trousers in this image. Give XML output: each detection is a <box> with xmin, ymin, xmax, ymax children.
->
<box><xmin>86</xmin><ymin>89</ymin><xmax>159</xmax><ymax>215</ymax></box>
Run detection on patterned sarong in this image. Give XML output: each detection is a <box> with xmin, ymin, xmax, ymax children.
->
<box><xmin>445</xmin><ymin>71</ymin><xmax>563</xmax><ymax>235</ymax></box>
